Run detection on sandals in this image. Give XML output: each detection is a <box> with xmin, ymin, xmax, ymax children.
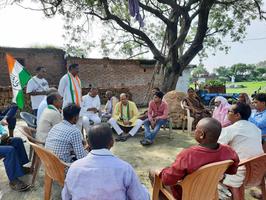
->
<box><xmin>115</xmin><ymin>134</ymin><xmax>127</xmax><ymax>142</ymax></box>
<box><xmin>9</xmin><ymin>179</ymin><xmax>31</xmax><ymax>192</ymax></box>
<box><xmin>140</xmin><ymin>139</ymin><xmax>153</xmax><ymax>146</ymax></box>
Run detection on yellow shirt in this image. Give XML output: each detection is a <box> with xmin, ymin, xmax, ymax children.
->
<box><xmin>113</xmin><ymin>101</ymin><xmax>139</xmax><ymax>127</ymax></box>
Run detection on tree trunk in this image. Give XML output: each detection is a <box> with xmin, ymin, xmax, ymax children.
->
<box><xmin>161</xmin><ymin>68</ymin><xmax>180</xmax><ymax>92</ymax></box>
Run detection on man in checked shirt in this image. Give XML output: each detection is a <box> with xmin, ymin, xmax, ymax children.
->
<box><xmin>45</xmin><ymin>103</ymin><xmax>88</xmax><ymax>163</ymax></box>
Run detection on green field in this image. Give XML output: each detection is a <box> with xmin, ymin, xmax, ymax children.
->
<box><xmin>226</xmin><ymin>81</ymin><xmax>266</xmax><ymax>95</ymax></box>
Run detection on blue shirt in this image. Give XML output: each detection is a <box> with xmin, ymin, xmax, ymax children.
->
<box><xmin>62</xmin><ymin>149</ymin><xmax>150</xmax><ymax>200</ymax></box>
<box><xmin>249</xmin><ymin>109</ymin><xmax>266</xmax><ymax>136</ymax></box>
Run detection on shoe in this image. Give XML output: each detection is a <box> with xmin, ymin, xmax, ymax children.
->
<box><xmin>123</xmin><ymin>134</ymin><xmax>131</xmax><ymax>140</ymax></box>
<box><xmin>115</xmin><ymin>134</ymin><xmax>124</xmax><ymax>142</ymax></box>
<box><xmin>9</xmin><ymin>179</ymin><xmax>31</xmax><ymax>192</ymax></box>
<box><xmin>140</xmin><ymin>139</ymin><xmax>153</xmax><ymax>146</ymax></box>
<box><xmin>22</xmin><ymin>167</ymin><xmax>32</xmax><ymax>174</ymax></box>
<box><xmin>250</xmin><ymin>189</ymin><xmax>262</xmax><ymax>199</ymax></box>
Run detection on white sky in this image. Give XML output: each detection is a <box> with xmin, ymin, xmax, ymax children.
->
<box><xmin>0</xmin><ymin>1</ymin><xmax>266</xmax><ymax>72</ymax></box>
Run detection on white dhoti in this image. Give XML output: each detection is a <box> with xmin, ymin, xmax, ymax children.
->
<box><xmin>77</xmin><ymin>114</ymin><xmax>101</xmax><ymax>134</ymax></box>
<box><xmin>223</xmin><ymin>166</ymin><xmax>246</xmax><ymax>187</ymax></box>
<box><xmin>108</xmin><ymin>118</ymin><xmax>143</xmax><ymax>136</ymax></box>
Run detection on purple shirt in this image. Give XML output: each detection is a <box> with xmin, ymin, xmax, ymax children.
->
<box><xmin>62</xmin><ymin>149</ymin><xmax>150</xmax><ymax>200</ymax></box>
<box><xmin>148</xmin><ymin>100</ymin><xmax>168</xmax><ymax>121</ymax></box>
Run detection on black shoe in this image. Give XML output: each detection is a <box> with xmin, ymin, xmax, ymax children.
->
<box><xmin>140</xmin><ymin>139</ymin><xmax>153</xmax><ymax>146</ymax></box>
<box><xmin>9</xmin><ymin>179</ymin><xmax>31</xmax><ymax>192</ymax></box>
<box><xmin>115</xmin><ymin>135</ymin><xmax>124</xmax><ymax>142</ymax></box>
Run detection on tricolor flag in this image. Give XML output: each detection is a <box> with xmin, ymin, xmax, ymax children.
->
<box><xmin>6</xmin><ymin>53</ymin><xmax>31</xmax><ymax>109</ymax></box>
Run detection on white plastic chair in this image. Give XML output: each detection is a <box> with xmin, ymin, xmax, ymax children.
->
<box><xmin>180</xmin><ymin>100</ymin><xmax>194</xmax><ymax>134</ymax></box>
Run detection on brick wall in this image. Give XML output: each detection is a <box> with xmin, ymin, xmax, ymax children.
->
<box><xmin>0</xmin><ymin>47</ymin><xmax>66</xmax><ymax>86</ymax></box>
<box><xmin>0</xmin><ymin>47</ymin><xmax>157</xmax><ymax>106</ymax></box>
<box><xmin>68</xmin><ymin>57</ymin><xmax>156</xmax><ymax>105</ymax></box>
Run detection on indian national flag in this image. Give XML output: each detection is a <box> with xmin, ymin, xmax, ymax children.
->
<box><xmin>6</xmin><ymin>53</ymin><xmax>31</xmax><ymax>109</ymax></box>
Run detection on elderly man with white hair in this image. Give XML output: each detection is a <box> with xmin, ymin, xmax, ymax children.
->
<box><xmin>108</xmin><ymin>93</ymin><xmax>143</xmax><ymax>142</ymax></box>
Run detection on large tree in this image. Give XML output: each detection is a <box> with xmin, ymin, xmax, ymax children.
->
<box><xmin>14</xmin><ymin>0</ymin><xmax>266</xmax><ymax>92</ymax></box>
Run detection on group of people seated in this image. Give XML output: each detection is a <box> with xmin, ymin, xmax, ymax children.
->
<box><xmin>0</xmin><ymin>62</ymin><xmax>265</xmax><ymax>200</ymax></box>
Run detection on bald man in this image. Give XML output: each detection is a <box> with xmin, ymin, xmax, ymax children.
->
<box><xmin>108</xmin><ymin>93</ymin><xmax>143</xmax><ymax>142</ymax></box>
<box><xmin>150</xmin><ymin>118</ymin><xmax>239</xmax><ymax>200</ymax></box>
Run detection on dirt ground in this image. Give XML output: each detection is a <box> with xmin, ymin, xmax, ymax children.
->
<box><xmin>0</xmin><ymin>121</ymin><xmax>258</xmax><ymax>200</ymax></box>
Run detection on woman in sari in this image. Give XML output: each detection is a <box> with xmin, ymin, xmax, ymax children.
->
<box><xmin>212</xmin><ymin>96</ymin><xmax>231</xmax><ymax>127</ymax></box>
<box><xmin>183</xmin><ymin>88</ymin><xmax>211</xmax><ymax>129</ymax></box>
<box><xmin>238</xmin><ymin>93</ymin><xmax>254</xmax><ymax>109</ymax></box>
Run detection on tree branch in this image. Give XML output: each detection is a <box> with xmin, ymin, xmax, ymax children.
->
<box><xmin>127</xmin><ymin>50</ymin><xmax>149</xmax><ymax>59</ymax></box>
<box><xmin>100</xmin><ymin>0</ymin><xmax>165</xmax><ymax>63</ymax></box>
<box><xmin>139</xmin><ymin>2</ymin><xmax>171</xmax><ymax>26</ymax></box>
<box><xmin>214</xmin><ymin>0</ymin><xmax>240</xmax><ymax>6</ymax></box>
<box><xmin>157</xmin><ymin>0</ymin><xmax>176</xmax><ymax>8</ymax></box>
<box><xmin>179</xmin><ymin>0</ymin><xmax>216</xmax><ymax>71</ymax></box>
<box><xmin>254</xmin><ymin>0</ymin><xmax>266</xmax><ymax>20</ymax></box>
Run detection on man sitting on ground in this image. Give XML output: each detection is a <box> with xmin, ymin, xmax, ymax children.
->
<box><xmin>37</xmin><ymin>92</ymin><xmax>63</xmax><ymax>143</ymax></box>
<box><xmin>62</xmin><ymin>123</ymin><xmax>149</xmax><ymax>200</ymax></box>
<box><xmin>79</xmin><ymin>87</ymin><xmax>101</xmax><ymax>133</ymax></box>
<box><xmin>150</xmin><ymin>118</ymin><xmax>239</xmax><ymax>200</ymax></box>
<box><xmin>0</xmin><ymin>103</ymin><xmax>18</xmax><ymax>137</ymax></box>
<box><xmin>45</xmin><ymin>104</ymin><xmax>88</xmax><ymax>163</ymax></box>
<box><xmin>218</xmin><ymin>102</ymin><xmax>264</xmax><ymax>198</ymax></box>
<box><xmin>108</xmin><ymin>93</ymin><xmax>143</xmax><ymax>142</ymax></box>
<box><xmin>0</xmin><ymin>121</ymin><xmax>30</xmax><ymax>191</ymax></box>
<box><xmin>141</xmin><ymin>91</ymin><xmax>168</xmax><ymax>146</ymax></box>
<box><xmin>102</xmin><ymin>90</ymin><xmax>118</xmax><ymax>120</ymax></box>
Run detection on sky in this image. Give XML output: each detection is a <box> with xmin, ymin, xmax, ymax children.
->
<box><xmin>0</xmin><ymin>1</ymin><xmax>266</xmax><ymax>72</ymax></box>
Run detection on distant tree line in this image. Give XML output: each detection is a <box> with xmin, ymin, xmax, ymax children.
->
<box><xmin>191</xmin><ymin>62</ymin><xmax>266</xmax><ymax>82</ymax></box>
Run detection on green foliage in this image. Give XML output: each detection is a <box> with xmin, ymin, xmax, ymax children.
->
<box><xmin>206</xmin><ymin>80</ymin><xmax>225</xmax><ymax>87</ymax></box>
<box><xmin>214</xmin><ymin>62</ymin><xmax>266</xmax><ymax>82</ymax></box>
<box><xmin>191</xmin><ymin>65</ymin><xmax>209</xmax><ymax>78</ymax></box>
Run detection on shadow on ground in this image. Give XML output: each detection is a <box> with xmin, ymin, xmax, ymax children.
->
<box><xmin>0</xmin><ymin>121</ymin><xmax>258</xmax><ymax>200</ymax></box>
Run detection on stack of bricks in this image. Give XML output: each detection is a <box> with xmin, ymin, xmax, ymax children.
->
<box><xmin>0</xmin><ymin>86</ymin><xmax>13</xmax><ymax>108</ymax></box>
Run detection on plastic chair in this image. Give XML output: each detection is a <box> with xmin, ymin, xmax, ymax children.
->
<box><xmin>29</xmin><ymin>142</ymin><xmax>70</xmax><ymax>200</ymax></box>
<box><xmin>152</xmin><ymin>160</ymin><xmax>234</xmax><ymax>200</ymax></box>
<box><xmin>20</xmin><ymin>112</ymin><xmax>37</xmax><ymax>129</ymax></box>
<box><xmin>163</xmin><ymin>117</ymin><xmax>173</xmax><ymax>139</ymax></box>
<box><xmin>180</xmin><ymin>100</ymin><xmax>194</xmax><ymax>134</ymax></box>
<box><xmin>228</xmin><ymin>154</ymin><xmax>266</xmax><ymax>200</ymax></box>
<box><xmin>17</xmin><ymin>126</ymin><xmax>44</xmax><ymax>185</ymax></box>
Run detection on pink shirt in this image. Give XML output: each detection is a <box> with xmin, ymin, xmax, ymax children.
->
<box><xmin>148</xmin><ymin>100</ymin><xmax>168</xmax><ymax>121</ymax></box>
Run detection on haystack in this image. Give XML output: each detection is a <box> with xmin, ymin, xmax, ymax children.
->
<box><xmin>163</xmin><ymin>90</ymin><xmax>186</xmax><ymax>128</ymax></box>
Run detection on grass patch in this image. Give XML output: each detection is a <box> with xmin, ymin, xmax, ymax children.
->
<box><xmin>226</xmin><ymin>81</ymin><xmax>266</xmax><ymax>95</ymax></box>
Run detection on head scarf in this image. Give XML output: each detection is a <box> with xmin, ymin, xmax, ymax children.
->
<box><xmin>212</xmin><ymin>96</ymin><xmax>231</xmax><ymax>127</ymax></box>
<box><xmin>240</xmin><ymin>93</ymin><xmax>252</xmax><ymax>105</ymax></box>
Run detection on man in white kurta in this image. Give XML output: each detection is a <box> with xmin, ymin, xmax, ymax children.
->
<box><xmin>218</xmin><ymin>102</ymin><xmax>264</xmax><ymax>188</ymax></box>
<box><xmin>79</xmin><ymin>88</ymin><xmax>101</xmax><ymax>132</ymax></box>
<box><xmin>58</xmin><ymin>64</ymin><xmax>82</xmax><ymax>108</ymax></box>
<box><xmin>26</xmin><ymin>66</ymin><xmax>49</xmax><ymax>116</ymax></box>
<box><xmin>37</xmin><ymin>87</ymin><xmax>58</xmax><ymax>125</ymax></box>
<box><xmin>36</xmin><ymin>93</ymin><xmax>63</xmax><ymax>143</ymax></box>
